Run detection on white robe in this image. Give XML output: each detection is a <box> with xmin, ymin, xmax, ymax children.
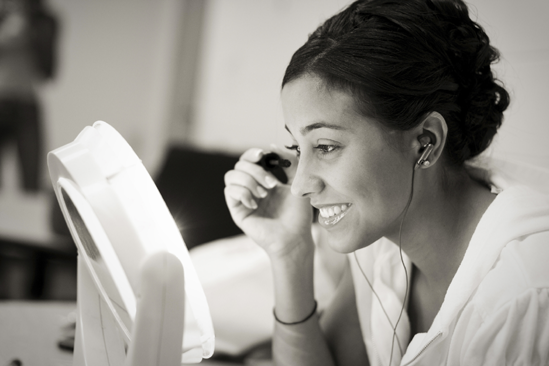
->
<box><xmin>350</xmin><ymin>159</ymin><xmax>549</xmax><ymax>365</ymax></box>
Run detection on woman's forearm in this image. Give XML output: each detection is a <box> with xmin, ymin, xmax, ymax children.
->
<box><xmin>269</xmin><ymin>239</ymin><xmax>335</xmax><ymax>366</ymax></box>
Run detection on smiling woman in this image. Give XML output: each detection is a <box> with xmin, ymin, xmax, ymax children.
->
<box><xmin>223</xmin><ymin>0</ymin><xmax>549</xmax><ymax>365</ymax></box>
<box><xmin>281</xmin><ymin>76</ymin><xmax>416</xmax><ymax>255</ymax></box>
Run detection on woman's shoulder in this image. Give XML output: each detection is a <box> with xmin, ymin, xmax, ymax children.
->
<box><xmin>453</xmin><ymin>169</ymin><xmax>549</xmax><ymax>322</ymax></box>
<box><xmin>467</xmin><ymin>158</ymin><xmax>549</xmax><ymax>249</ymax></box>
<box><xmin>471</xmin><ymin>229</ymin><xmax>549</xmax><ymax>317</ymax></box>
<box><xmin>466</xmin><ymin>156</ymin><xmax>549</xmax><ymax>196</ymax></box>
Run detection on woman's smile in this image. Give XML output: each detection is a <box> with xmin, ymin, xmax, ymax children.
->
<box><xmin>315</xmin><ymin>203</ymin><xmax>353</xmax><ymax>227</ymax></box>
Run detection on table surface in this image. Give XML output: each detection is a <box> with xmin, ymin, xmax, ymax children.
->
<box><xmin>0</xmin><ymin>301</ymin><xmax>247</xmax><ymax>366</ymax></box>
<box><xmin>0</xmin><ymin>301</ymin><xmax>74</xmax><ymax>366</ymax></box>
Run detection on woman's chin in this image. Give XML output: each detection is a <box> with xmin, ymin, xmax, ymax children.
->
<box><xmin>322</xmin><ymin>226</ymin><xmax>381</xmax><ymax>254</ymax></box>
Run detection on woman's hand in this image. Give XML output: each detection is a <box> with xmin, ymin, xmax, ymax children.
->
<box><xmin>224</xmin><ymin>146</ymin><xmax>314</xmax><ymax>259</ymax></box>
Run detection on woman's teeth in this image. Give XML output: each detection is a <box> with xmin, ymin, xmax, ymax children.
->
<box><xmin>319</xmin><ymin>204</ymin><xmax>351</xmax><ymax>218</ymax></box>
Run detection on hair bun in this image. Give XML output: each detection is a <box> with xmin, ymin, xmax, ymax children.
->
<box><xmin>428</xmin><ymin>0</ymin><xmax>510</xmax><ymax>162</ymax></box>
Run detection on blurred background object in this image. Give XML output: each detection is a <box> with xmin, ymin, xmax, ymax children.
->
<box><xmin>0</xmin><ymin>0</ymin><xmax>547</xmax><ymax>364</ymax></box>
<box><xmin>0</xmin><ymin>0</ymin><xmax>58</xmax><ymax>193</ymax></box>
<box><xmin>0</xmin><ymin>0</ymin><xmax>68</xmax><ymax>301</ymax></box>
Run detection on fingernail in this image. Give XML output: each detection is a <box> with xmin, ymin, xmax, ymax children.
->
<box><xmin>249</xmin><ymin>199</ymin><xmax>258</xmax><ymax>209</ymax></box>
<box><xmin>265</xmin><ymin>175</ymin><xmax>277</xmax><ymax>188</ymax></box>
<box><xmin>257</xmin><ymin>185</ymin><xmax>268</xmax><ymax>198</ymax></box>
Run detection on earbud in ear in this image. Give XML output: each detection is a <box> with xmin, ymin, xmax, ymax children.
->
<box><xmin>414</xmin><ymin>131</ymin><xmax>436</xmax><ymax>170</ymax></box>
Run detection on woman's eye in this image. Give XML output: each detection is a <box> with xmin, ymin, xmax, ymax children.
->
<box><xmin>285</xmin><ymin>144</ymin><xmax>338</xmax><ymax>157</ymax></box>
<box><xmin>315</xmin><ymin>144</ymin><xmax>338</xmax><ymax>155</ymax></box>
<box><xmin>284</xmin><ymin>145</ymin><xmax>301</xmax><ymax>157</ymax></box>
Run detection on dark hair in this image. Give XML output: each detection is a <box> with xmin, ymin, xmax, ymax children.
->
<box><xmin>282</xmin><ymin>0</ymin><xmax>510</xmax><ymax>166</ymax></box>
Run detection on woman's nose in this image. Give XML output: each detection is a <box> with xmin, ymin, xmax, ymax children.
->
<box><xmin>290</xmin><ymin>156</ymin><xmax>324</xmax><ymax>198</ymax></box>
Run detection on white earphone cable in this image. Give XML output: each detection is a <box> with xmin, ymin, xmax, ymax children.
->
<box><xmin>354</xmin><ymin>167</ymin><xmax>415</xmax><ymax>366</ymax></box>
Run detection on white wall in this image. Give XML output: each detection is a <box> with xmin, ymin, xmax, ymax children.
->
<box><xmin>471</xmin><ymin>0</ymin><xmax>549</xmax><ymax>169</ymax></box>
<box><xmin>191</xmin><ymin>0</ymin><xmax>549</xmax><ymax>170</ymax></box>
<box><xmin>40</xmin><ymin>0</ymin><xmax>549</xmax><ymax>170</ymax></box>
<box><xmin>190</xmin><ymin>0</ymin><xmax>351</xmax><ymax>153</ymax></box>
<box><xmin>42</xmin><ymin>0</ymin><xmax>184</xmax><ymax>174</ymax></box>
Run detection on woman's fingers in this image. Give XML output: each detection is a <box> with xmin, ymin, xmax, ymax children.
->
<box><xmin>224</xmin><ymin>185</ymin><xmax>257</xmax><ymax>210</ymax></box>
<box><xmin>236</xmin><ymin>147</ymin><xmax>281</xmax><ymax>187</ymax></box>
<box><xmin>224</xmin><ymin>166</ymin><xmax>274</xmax><ymax>198</ymax></box>
<box><xmin>224</xmin><ymin>146</ymin><xmax>293</xmax><ymax>215</ymax></box>
<box><xmin>239</xmin><ymin>147</ymin><xmax>265</xmax><ymax>163</ymax></box>
<box><xmin>237</xmin><ymin>146</ymin><xmax>297</xmax><ymax>186</ymax></box>
<box><xmin>234</xmin><ymin>160</ymin><xmax>279</xmax><ymax>189</ymax></box>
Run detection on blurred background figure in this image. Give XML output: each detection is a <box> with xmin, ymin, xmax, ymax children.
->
<box><xmin>0</xmin><ymin>0</ymin><xmax>58</xmax><ymax>193</ymax></box>
<box><xmin>0</xmin><ymin>0</ymin><xmax>61</xmax><ymax>304</ymax></box>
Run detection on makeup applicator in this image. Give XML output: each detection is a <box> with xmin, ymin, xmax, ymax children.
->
<box><xmin>257</xmin><ymin>152</ymin><xmax>291</xmax><ymax>184</ymax></box>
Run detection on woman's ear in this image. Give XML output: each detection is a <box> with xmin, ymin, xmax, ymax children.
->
<box><xmin>413</xmin><ymin>112</ymin><xmax>448</xmax><ymax>169</ymax></box>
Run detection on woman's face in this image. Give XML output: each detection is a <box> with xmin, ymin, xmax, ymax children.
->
<box><xmin>281</xmin><ymin>76</ymin><xmax>414</xmax><ymax>253</ymax></box>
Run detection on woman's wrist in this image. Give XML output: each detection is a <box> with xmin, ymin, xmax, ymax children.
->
<box><xmin>267</xmin><ymin>231</ymin><xmax>315</xmax><ymax>263</ymax></box>
<box><xmin>274</xmin><ymin>300</ymin><xmax>318</xmax><ymax>325</ymax></box>
<box><xmin>269</xmin><ymin>237</ymin><xmax>316</xmax><ymax>324</ymax></box>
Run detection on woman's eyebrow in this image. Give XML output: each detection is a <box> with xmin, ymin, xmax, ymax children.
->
<box><xmin>284</xmin><ymin>122</ymin><xmax>347</xmax><ymax>136</ymax></box>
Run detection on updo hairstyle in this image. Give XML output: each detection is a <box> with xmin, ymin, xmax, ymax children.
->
<box><xmin>282</xmin><ymin>0</ymin><xmax>510</xmax><ymax>166</ymax></box>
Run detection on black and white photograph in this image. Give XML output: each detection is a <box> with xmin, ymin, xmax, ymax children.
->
<box><xmin>0</xmin><ymin>1</ymin><xmax>548</xmax><ymax>365</ymax></box>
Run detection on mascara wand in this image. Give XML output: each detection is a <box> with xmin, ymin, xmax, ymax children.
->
<box><xmin>257</xmin><ymin>152</ymin><xmax>291</xmax><ymax>184</ymax></box>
